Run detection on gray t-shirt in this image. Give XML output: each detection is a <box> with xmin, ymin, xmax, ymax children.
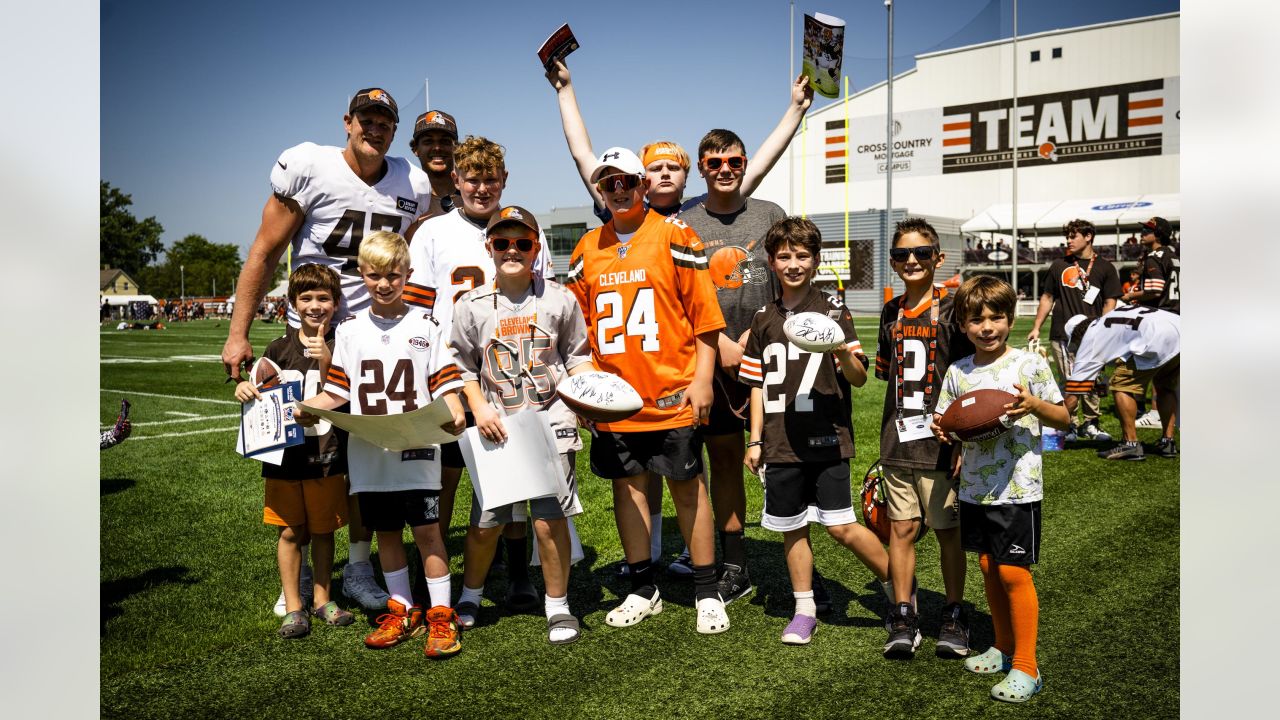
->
<box><xmin>679</xmin><ymin>198</ymin><xmax>784</xmax><ymax>341</ymax></box>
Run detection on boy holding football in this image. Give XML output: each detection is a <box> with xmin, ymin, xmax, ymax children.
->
<box><xmin>565</xmin><ymin>147</ymin><xmax>729</xmax><ymax>634</ymax></box>
<box><xmin>932</xmin><ymin>275</ymin><xmax>1069</xmax><ymax>703</ymax></box>
<box><xmin>234</xmin><ymin>263</ymin><xmax>353</xmax><ymax>639</ymax></box>
<box><xmin>449</xmin><ymin>206</ymin><xmax>594</xmax><ymax>644</ymax></box>
<box><xmin>296</xmin><ymin>231</ymin><xmax>468</xmax><ymax>657</ymax></box>
<box><xmin>739</xmin><ymin>217</ymin><xmax>891</xmax><ymax>645</ymax></box>
<box><xmin>875</xmin><ymin>218</ymin><xmax>973</xmax><ymax>660</ymax></box>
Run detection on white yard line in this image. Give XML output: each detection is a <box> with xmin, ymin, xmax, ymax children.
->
<box><xmin>132</xmin><ymin>426</ymin><xmax>239</xmax><ymax>441</ymax></box>
<box><xmin>101</xmin><ymin>389</ymin><xmax>238</xmax><ymax>405</ymax></box>
<box><xmin>104</xmin><ymin>413</ymin><xmax>240</xmax><ymax>430</ymax></box>
<box><xmin>164</xmin><ymin>411</ymin><xmax>201</xmax><ymax>417</ymax></box>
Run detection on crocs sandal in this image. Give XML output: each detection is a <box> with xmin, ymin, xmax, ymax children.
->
<box><xmin>547</xmin><ymin>614</ymin><xmax>581</xmax><ymax>645</ymax></box>
<box><xmin>311</xmin><ymin>601</ymin><xmax>354</xmax><ymax>626</ymax></box>
<box><xmin>964</xmin><ymin>647</ymin><xmax>1012</xmax><ymax>674</ymax></box>
<box><xmin>455</xmin><ymin>601</ymin><xmax>479</xmax><ymax>629</ymax></box>
<box><xmin>605</xmin><ymin>591</ymin><xmax>663</xmax><ymax>627</ymax></box>
<box><xmin>991</xmin><ymin>669</ymin><xmax>1043</xmax><ymax>703</ymax></box>
<box><xmin>279</xmin><ymin>610</ymin><xmax>311</xmax><ymax>639</ymax></box>
<box><xmin>696</xmin><ymin>596</ymin><xmax>730</xmax><ymax>635</ymax></box>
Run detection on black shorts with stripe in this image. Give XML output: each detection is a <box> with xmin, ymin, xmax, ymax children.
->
<box><xmin>960</xmin><ymin>500</ymin><xmax>1041</xmax><ymax>566</ymax></box>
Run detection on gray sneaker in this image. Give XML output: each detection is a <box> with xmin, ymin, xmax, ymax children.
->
<box><xmin>341</xmin><ymin>561</ymin><xmax>390</xmax><ymax>611</ymax></box>
<box><xmin>936</xmin><ymin>603</ymin><xmax>971</xmax><ymax>659</ymax></box>
<box><xmin>1080</xmin><ymin>421</ymin><xmax>1112</xmax><ymax>442</ymax></box>
<box><xmin>1099</xmin><ymin>442</ymin><xmax>1145</xmax><ymax>461</ymax></box>
<box><xmin>884</xmin><ymin>603</ymin><xmax>922</xmax><ymax>659</ymax></box>
<box><xmin>1156</xmin><ymin>437</ymin><xmax>1179</xmax><ymax>458</ymax></box>
<box><xmin>1063</xmin><ymin>425</ymin><xmax>1079</xmax><ymax>443</ymax></box>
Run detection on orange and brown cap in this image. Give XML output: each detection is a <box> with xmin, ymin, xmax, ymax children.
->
<box><xmin>413</xmin><ymin>110</ymin><xmax>458</xmax><ymax>143</ymax></box>
<box><xmin>348</xmin><ymin>87</ymin><xmax>399</xmax><ymax>123</ymax></box>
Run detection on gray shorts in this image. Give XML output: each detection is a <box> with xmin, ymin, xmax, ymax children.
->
<box><xmin>469</xmin><ymin>451</ymin><xmax>580</xmax><ymax>528</ymax></box>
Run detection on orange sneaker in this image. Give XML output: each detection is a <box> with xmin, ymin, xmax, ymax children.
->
<box><xmin>424</xmin><ymin>606</ymin><xmax>462</xmax><ymax>658</ymax></box>
<box><xmin>363</xmin><ymin>599</ymin><xmax>424</xmax><ymax>649</ymax></box>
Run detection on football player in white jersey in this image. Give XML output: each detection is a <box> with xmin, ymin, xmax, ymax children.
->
<box><xmin>404</xmin><ymin>109</ymin><xmax>463</xmax><ymax>238</ymax></box>
<box><xmin>406</xmin><ymin>137</ymin><xmax>552</xmax><ymax>610</ymax></box>
<box><xmin>221</xmin><ymin>87</ymin><xmax>432</xmax><ymax>612</ymax></box>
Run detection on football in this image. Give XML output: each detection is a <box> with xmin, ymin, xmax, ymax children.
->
<box><xmin>556</xmin><ymin>371</ymin><xmax>644</xmax><ymax>423</ymax></box>
<box><xmin>937</xmin><ymin>388</ymin><xmax>1018</xmax><ymax>442</ymax></box>
<box><xmin>860</xmin><ymin>461</ymin><xmax>927</xmax><ymax>545</ymax></box>
<box><xmin>782</xmin><ymin>311</ymin><xmax>845</xmax><ymax>353</ymax></box>
<box><xmin>252</xmin><ymin>356</ymin><xmax>282</xmax><ymax>387</ymax></box>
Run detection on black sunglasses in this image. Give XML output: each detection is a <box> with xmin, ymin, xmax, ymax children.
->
<box><xmin>490</xmin><ymin>236</ymin><xmax>536</xmax><ymax>252</ymax></box>
<box><xmin>889</xmin><ymin>246</ymin><xmax>937</xmax><ymax>262</ymax></box>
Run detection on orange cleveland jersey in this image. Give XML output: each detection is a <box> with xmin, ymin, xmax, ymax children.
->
<box><xmin>565</xmin><ymin>211</ymin><xmax>725</xmax><ymax>431</ymax></box>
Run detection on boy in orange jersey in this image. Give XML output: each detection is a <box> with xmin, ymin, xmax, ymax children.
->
<box><xmin>565</xmin><ymin>147</ymin><xmax>729</xmax><ymax>634</ymax></box>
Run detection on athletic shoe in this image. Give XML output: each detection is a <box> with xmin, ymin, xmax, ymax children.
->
<box><xmin>341</xmin><ymin>561</ymin><xmax>390</xmax><ymax>611</ymax></box>
<box><xmin>936</xmin><ymin>603</ymin><xmax>971</xmax><ymax>658</ymax></box>
<box><xmin>883</xmin><ymin>603</ymin><xmax>921</xmax><ymax>659</ymax></box>
<box><xmin>423</xmin><ymin>606</ymin><xmax>462</xmax><ymax>658</ymax></box>
<box><xmin>1062</xmin><ymin>425</ymin><xmax>1079</xmax><ymax>444</ymax></box>
<box><xmin>812</xmin><ymin>570</ymin><xmax>832</xmax><ymax>614</ymax></box>
<box><xmin>1079</xmin><ymin>420</ymin><xmax>1112</xmax><ymax>442</ymax></box>
<box><xmin>696</xmin><ymin>596</ymin><xmax>730</xmax><ymax>635</ymax></box>
<box><xmin>100</xmin><ymin>398</ymin><xmax>132</xmax><ymax>450</ymax></box>
<box><xmin>1156</xmin><ymin>437</ymin><xmax>1178</xmax><ymax>458</ymax></box>
<box><xmin>1135</xmin><ymin>409</ymin><xmax>1162</xmax><ymax>428</ymax></box>
<box><xmin>1098</xmin><ymin>442</ymin><xmax>1145</xmax><ymax>461</ymax></box>
<box><xmin>667</xmin><ymin>549</ymin><xmax>694</xmax><ymax>578</ymax></box>
<box><xmin>781</xmin><ymin>614</ymin><xmax>818</xmax><ymax>645</ymax></box>
<box><xmin>717</xmin><ymin>563</ymin><xmax>754</xmax><ymax>605</ymax></box>
<box><xmin>363</xmin><ymin>599</ymin><xmax>424</xmax><ymax>649</ymax></box>
<box><xmin>605</xmin><ymin>589</ymin><xmax>663</xmax><ymax>628</ymax></box>
<box><xmin>454</xmin><ymin>601</ymin><xmax>479</xmax><ymax>629</ymax></box>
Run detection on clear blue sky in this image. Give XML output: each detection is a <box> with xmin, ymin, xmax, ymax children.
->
<box><xmin>101</xmin><ymin>0</ymin><xmax>1178</xmax><ymax>257</ymax></box>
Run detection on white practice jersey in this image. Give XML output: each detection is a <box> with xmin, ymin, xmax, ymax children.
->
<box><xmin>270</xmin><ymin>142</ymin><xmax>433</xmax><ymax>325</ymax></box>
<box><xmin>450</xmin><ymin>278</ymin><xmax>592</xmax><ymax>454</ymax></box>
<box><xmin>323</xmin><ymin>309</ymin><xmax>463</xmax><ymax>492</ymax></box>
<box><xmin>406</xmin><ymin>208</ymin><xmax>553</xmax><ymax>336</ymax></box>
<box><xmin>1065</xmin><ymin>305</ymin><xmax>1180</xmax><ymax>393</ymax></box>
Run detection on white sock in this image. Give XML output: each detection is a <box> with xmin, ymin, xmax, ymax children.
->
<box><xmin>649</xmin><ymin>514</ymin><xmax>663</xmax><ymax>562</ymax></box>
<box><xmin>349</xmin><ymin>540</ymin><xmax>371</xmax><ymax>565</ymax></box>
<box><xmin>881</xmin><ymin>579</ymin><xmax>894</xmax><ymax>603</ymax></box>
<box><xmin>384</xmin><ymin>566</ymin><xmax>412</xmax><ymax>608</ymax></box>
<box><xmin>427</xmin><ymin>574</ymin><xmax>452</xmax><ymax>609</ymax></box>
<box><xmin>458</xmin><ymin>585</ymin><xmax>483</xmax><ymax>607</ymax></box>
<box><xmin>794</xmin><ymin>590</ymin><xmax>817</xmax><ymax>618</ymax></box>
<box><xmin>545</xmin><ymin>594</ymin><xmax>574</xmax><ymax>643</ymax></box>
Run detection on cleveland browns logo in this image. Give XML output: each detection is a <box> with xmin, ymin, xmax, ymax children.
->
<box><xmin>1060</xmin><ymin>264</ymin><xmax>1086</xmax><ymax>291</ymax></box>
<box><xmin>709</xmin><ymin>246</ymin><xmax>765</xmax><ymax>290</ymax></box>
<box><xmin>501</xmin><ymin>207</ymin><xmax>524</xmax><ymax>220</ymax></box>
<box><xmin>367</xmin><ymin>89</ymin><xmax>391</xmax><ymax>106</ymax></box>
<box><xmin>425</xmin><ymin>111</ymin><xmax>446</xmax><ymax>125</ymax></box>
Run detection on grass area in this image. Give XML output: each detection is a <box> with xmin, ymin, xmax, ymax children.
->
<box><xmin>100</xmin><ymin>318</ymin><xmax>1178</xmax><ymax>718</ymax></box>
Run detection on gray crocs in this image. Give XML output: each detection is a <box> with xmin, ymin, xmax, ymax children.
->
<box><xmin>279</xmin><ymin>610</ymin><xmax>310</xmax><ymax>639</ymax></box>
<box><xmin>547</xmin><ymin>614</ymin><xmax>581</xmax><ymax>645</ymax></box>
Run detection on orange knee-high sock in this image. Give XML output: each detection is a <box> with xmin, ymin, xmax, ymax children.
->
<box><xmin>996</xmin><ymin>562</ymin><xmax>1040</xmax><ymax>678</ymax></box>
<box><xmin>979</xmin><ymin>553</ymin><xmax>1013</xmax><ymax>656</ymax></box>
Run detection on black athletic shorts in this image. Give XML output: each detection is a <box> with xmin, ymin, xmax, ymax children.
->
<box><xmin>704</xmin><ymin>371</ymin><xmax>749</xmax><ymax>436</ymax></box>
<box><xmin>440</xmin><ymin>412</ymin><xmax>476</xmax><ymax>469</ymax></box>
<box><xmin>960</xmin><ymin>500</ymin><xmax>1041</xmax><ymax>566</ymax></box>
<box><xmin>358</xmin><ymin>489</ymin><xmax>441</xmax><ymax>532</ymax></box>
<box><xmin>590</xmin><ymin>426</ymin><xmax>704</xmax><ymax>481</ymax></box>
<box><xmin>760</xmin><ymin>460</ymin><xmax>856</xmax><ymax>532</ymax></box>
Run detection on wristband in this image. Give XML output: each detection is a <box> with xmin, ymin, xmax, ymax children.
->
<box><xmin>746</xmin><ymin>440</ymin><xmax>764</xmax><ymax>448</ymax></box>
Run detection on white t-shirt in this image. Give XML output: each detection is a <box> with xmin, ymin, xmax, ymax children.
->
<box><xmin>1067</xmin><ymin>305</ymin><xmax>1180</xmax><ymax>388</ymax></box>
<box><xmin>323</xmin><ymin>308</ymin><xmax>463</xmax><ymax>492</ymax></box>
<box><xmin>406</xmin><ymin>208</ymin><xmax>553</xmax><ymax>337</ymax></box>
<box><xmin>269</xmin><ymin>142</ymin><xmax>433</xmax><ymax>325</ymax></box>
<box><xmin>936</xmin><ymin>348</ymin><xmax>1063</xmax><ymax>505</ymax></box>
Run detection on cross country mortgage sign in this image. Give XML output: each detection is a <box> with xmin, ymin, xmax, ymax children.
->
<box><xmin>823</xmin><ymin>77</ymin><xmax>1179</xmax><ymax>183</ymax></box>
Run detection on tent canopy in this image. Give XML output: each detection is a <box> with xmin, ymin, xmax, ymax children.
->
<box><xmin>101</xmin><ymin>294</ymin><xmax>158</xmax><ymax>307</ymax></box>
<box><xmin>961</xmin><ymin>194</ymin><xmax>1180</xmax><ymax>234</ymax></box>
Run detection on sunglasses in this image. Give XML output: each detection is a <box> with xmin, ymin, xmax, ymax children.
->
<box><xmin>595</xmin><ymin>174</ymin><xmax>643</xmax><ymax>194</ymax></box>
<box><xmin>702</xmin><ymin>155</ymin><xmax>746</xmax><ymax>171</ymax></box>
<box><xmin>889</xmin><ymin>246</ymin><xmax>937</xmax><ymax>262</ymax></box>
<box><xmin>490</xmin><ymin>236</ymin><xmax>537</xmax><ymax>252</ymax></box>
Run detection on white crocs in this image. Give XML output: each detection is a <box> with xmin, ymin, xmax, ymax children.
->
<box><xmin>696</xmin><ymin>596</ymin><xmax>730</xmax><ymax>635</ymax></box>
<box><xmin>964</xmin><ymin>647</ymin><xmax>1012</xmax><ymax>675</ymax></box>
<box><xmin>605</xmin><ymin>590</ymin><xmax>663</xmax><ymax>627</ymax></box>
<box><xmin>991</xmin><ymin>668</ymin><xmax>1043</xmax><ymax>703</ymax></box>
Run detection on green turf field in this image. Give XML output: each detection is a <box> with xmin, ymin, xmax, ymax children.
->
<box><xmin>100</xmin><ymin>318</ymin><xmax>1178</xmax><ymax>718</ymax></box>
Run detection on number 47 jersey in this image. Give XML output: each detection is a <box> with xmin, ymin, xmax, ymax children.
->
<box><xmin>323</xmin><ymin>309</ymin><xmax>463</xmax><ymax>493</ymax></box>
<box><xmin>565</xmin><ymin>211</ymin><xmax>725</xmax><ymax>432</ymax></box>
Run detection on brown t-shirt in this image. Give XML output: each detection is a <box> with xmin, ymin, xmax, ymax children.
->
<box><xmin>259</xmin><ymin>328</ymin><xmax>347</xmax><ymax>480</ymax></box>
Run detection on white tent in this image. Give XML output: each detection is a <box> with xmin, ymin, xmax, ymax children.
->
<box><xmin>101</xmin><ymin>294</ymin><xmax>158</xmax><ymax>307</ymax></box>
<box><xmin>265</xmin><ymin>279</ymin><xmax>290</xmax><ymax>297</ymax></box>
<box><xmin>962</xmin><ymin>194</ymin><xmax>1180</xmax><ymax>235</ymax></box>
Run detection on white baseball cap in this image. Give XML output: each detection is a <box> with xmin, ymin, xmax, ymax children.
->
<box><xmin>589</xmin><ymin>147</ymin><xmax>646</xmax><ymax>183</ymax></box>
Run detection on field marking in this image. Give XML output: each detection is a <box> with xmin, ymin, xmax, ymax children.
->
<box><xmin>105</xmin><ymin>413</ymin><xmax>240</xmax><ymax>430</ymax></box>
<box><xmin>132</xmin><ymin>426</ymin><xmax>238</xmax><ymax>441</ymax></box>
<box><xmin>165</xmin><ymin>411</ymin><xmax>201</xmax><ymax>417</ymax></box>
<box><xmin>101</xmin><ymin>389</ymin><xmax>238</xmax><ymax>405</ymax></box>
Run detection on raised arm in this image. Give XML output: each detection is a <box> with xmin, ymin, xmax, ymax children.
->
<box><xmin>741</xmin><ymin>74</ymin><xmax>814</xmax><ymax>197</ymax></box>
<box><xmin>221</xmin><ymin>194</ymin><xmax>303</xmax><ymax>378</ymax></box>
<box><xmin>545</xmin><ymin>59</ymin><xmax>605</xmax><ymax>207</ymax></box>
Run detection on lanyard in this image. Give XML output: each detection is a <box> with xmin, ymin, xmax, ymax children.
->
<box><xmin>1073</xmin><ymin>254</ymin><xmax>1096</xmax><ymax>291</ymax></box>
<box><xmin>895</xmin><ymin>285</ymin><xmax>940</xmax><ymax>430</ymax></box>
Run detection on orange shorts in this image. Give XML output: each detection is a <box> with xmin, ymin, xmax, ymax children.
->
<box><xmin>263</xmin><ymin>474</ymin><xmax>348</xmax><ymax>534</ymax></box>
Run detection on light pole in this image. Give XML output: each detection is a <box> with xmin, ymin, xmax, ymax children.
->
<box><xmin>180</xmin><ymin>264</ymin><xmax>185</xmax><ymax>301</ymax></box>
<box><xmin>883</xmin><ymin>0</ymin><xmax>895</xmax><ymax>298</ymax></box>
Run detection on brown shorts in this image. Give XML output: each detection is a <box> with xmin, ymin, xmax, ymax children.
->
<box><xmin>263</xmin><ymin>474</ymin><xmax>348</xmax><ymax>534</ymax></box>
<box><xmin>1109</xmin><ymin>354</ymin><xmax>1179</xmax><ymax>396</ymax></box>
<box><xmin>882</xmin><ymin>464</ymin><xmax>960</xmax><ymax>529</ymax></box>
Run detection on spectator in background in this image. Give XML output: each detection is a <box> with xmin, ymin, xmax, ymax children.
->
<box><xmin>1121</xmin><ymin>268</ymin><xmax>1140</xmax><ymax>295</ymax></box>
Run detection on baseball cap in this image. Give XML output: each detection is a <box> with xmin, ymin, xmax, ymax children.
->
<box><xmin>1139</xmin><ymin>216</ymin><xmax>1172</xmax><ymax>240</ymax></box>
<box><xmin>589</xmin><ymin>147</ymin><xmax>646</xmax><ymax>183</ymax></box>
<box><xmin>413</xmin><ymin>110</ymin><xmax>458</xmax><ymax>143</ymax></box>
<box><xmin>348</xmin><ymin>87</ymin><xmax>399</xmax><ymax>123</ymax></box>
<box><xmin>486</xmin><ymin>205</ymin><xmax>540</xmax><ymax>237</ymax></box>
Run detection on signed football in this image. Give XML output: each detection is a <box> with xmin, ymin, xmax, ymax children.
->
<box><xmin>937</xmin><ymin>388</ymin><xmax>1018</xmax><ymax>442</ymax></box>
<box><xmin>556</xmin><ymin>371</ymin><xmax>644</xmax><ymax>423</ymax></box>
<box><xmin>782</xmin><ymin>311</ymin><xmax>845</xmax><ymax>353</ymax></box>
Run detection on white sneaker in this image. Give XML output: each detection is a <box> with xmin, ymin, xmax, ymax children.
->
<box><xmin>1135</xmin><ymin>409</ymin><xmax>1161</xmax><ymax>428</ymax></box>
<box><xmin>272</xmin><ymin>589</ymin><xmax>287</xmax><ymax>617</ymax></box>
<box><xmin>605</xmin><ymin>590</ymin><xmax>663</xmax><ymax>628</ymax></box>
<box><xmin>340</xmin><ymin>561</ymin><xmax>390</xmax><ymax>611</ymax></box>
<box><xmin>696</xmin><ymin>596</ymin><xmax>730</xmax><ymax>635</ymax></box>
<box><xmin>1080</xmin><ymin>421</ymin><xmax>1112</xmax><ymax>442</ymax></box>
